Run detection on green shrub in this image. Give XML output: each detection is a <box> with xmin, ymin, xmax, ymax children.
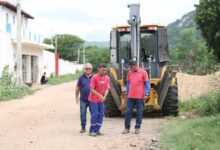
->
<box><xmin>180</xmin><ymin>91</ymin><xmax>220</xmax><ymax>116</ymax></box>
<box><xmin>0</xmin><ymin>66</ymin><xmax>33</xmax><ymax>101</ymax></box>
<box><xmin>0</xmin><ymin>65</ymin><xmax>13</xmax><ymax>86</ymax></box>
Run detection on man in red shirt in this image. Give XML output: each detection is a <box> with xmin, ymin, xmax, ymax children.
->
<box><xmin>88</xmin><ymin>63</ymin><xmax>110</xmax><ymax>137</ymax></box>
<box><xmin>123</xmin><ymin>59</ymin><xmax>150</xmax><ymax>134</ymax></box>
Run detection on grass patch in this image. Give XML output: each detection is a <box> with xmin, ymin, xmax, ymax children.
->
<box><xmin>158</xmin><ymin>91</ymin><xmax>220</xmax><ymax>149</ymax></box>
<box><xmin>48</xmin><ymin>71</ymin><xmax>82</xmax><ymax>85</ymax></box>
<box><xmin>179</xmin><ymin>91</ymin><xmax>220</xmax><ymax>116</ymax></box>
<box><xmin>158</xmin><ymin>115</ymin><xmax>220</xmax><ymax>150</ymax></box>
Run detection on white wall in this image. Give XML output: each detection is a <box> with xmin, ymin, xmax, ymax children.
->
<box><xmin>0</xmin><ymin>4</ymin><xmax>83</xmax><ymax>83</ymax></box>
<box><xmin>43</xmin><ymin>50</ymin><xmax>83</xmax><ymax>77</ymax></box>
<box><xmin>42</xmin><ymin>50</ymin><xmax>55</xmax><ymax>77</ymax></box>
<box><xmin>0</xmin><ymin>30</ymin><xmax>15</xmax><ymax>74</ymax></box>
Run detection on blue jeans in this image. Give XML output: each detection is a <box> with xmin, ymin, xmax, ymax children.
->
<box><xmin>80</xmin><ymin>99</ymin><xmax>91</xmax><ymax>129</ymax></box>
<box><xmin>124</xmin><ymin>98</ymin><xmax>144</xmax><ymax>129</ymax></box>
<box><xmin>89</xmin><ymin>102</ymin><xmax>104</xmax><ymax>133</ymax></box>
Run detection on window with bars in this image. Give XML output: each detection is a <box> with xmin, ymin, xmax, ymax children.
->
<box><xmin>31</xmin><ymin>56</ymin><xmax>38</xmax><ymax>83</ymax></box>
<box><xmin>22</xmin><ymin>55</ymin><xmax>28</xmax><ymax>82</ymax></box>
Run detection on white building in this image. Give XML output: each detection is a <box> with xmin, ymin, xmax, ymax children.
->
<box><xmin>0</xmin><ymin>0</ymin><xmax>54</xmax><ymax>84</ymax></box>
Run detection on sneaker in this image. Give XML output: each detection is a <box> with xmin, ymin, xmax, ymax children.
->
<box><xmin>89</xmin><ymin>132</ymin><xmax>97</xmax><ymax>137</ymax></box>
<box><xmin>122</xmin><ymin>128</ymin><xmax>130</xmax><ymax>134</ymax></box>
<box><xmin>134</xmin><ymin>129</ymin><xmax>140</xmax><ymax>134</ymax></box>
<box><xmin>96</xmin><ymin>131</ymin><xmax>104</xmax><ymax>136</ymax></box>
<box><xmin>80</xmin><ymin>128</ymin><xmax>86</xmax><ymax>133</ymax></box>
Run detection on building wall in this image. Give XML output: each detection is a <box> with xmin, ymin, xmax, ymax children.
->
<box><xmin>43</xmin><ymin>50</ymin><xmax>84</xmax><ymax>77</ymax></box>
<box><xmin>0</xmin><ymin>33</ymin><xmax>83</xmax><ymax>83</ymax></box>
<box><xmin>0</xmin><ymin>5</ymin><xmax>42</xmax><ymax>43</ymax></box>
<box><xmin>0</xmin><ymin>4</ymin><xmax>83</xmax><ymax>84</ymax></box>
<box><xmin>0</xmin><ymin>4</ymin><xmax>45</xmax><ymax>83</ymax></box>
<box><xmin>0</xmin><ymin>30</ymin><xmax>44</xmax><ymax>84</ymax></box>
<box><xmin>0</xmin><ymin>30</ymin><xmax>15</xmax><ymax>73</ymax></box>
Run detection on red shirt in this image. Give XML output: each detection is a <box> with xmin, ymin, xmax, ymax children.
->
<box><xmin>88</xmin><ymin>73</ymin><xmax>110</xmax><ymax>103</ymax></box>
<box><xmin>127</xmin><ymin>67</ymin><xmax>149</xmax><ymax>99</ymax></box>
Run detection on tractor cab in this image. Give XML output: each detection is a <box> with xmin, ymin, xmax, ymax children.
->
<box><xmin>110</xmin><ymin>25</ymin><xmax>169</xmax><ymax>81</ymax></box>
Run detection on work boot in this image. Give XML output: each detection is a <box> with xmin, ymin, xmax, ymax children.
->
<box><xmin>96</xmin><ymin>131</ymin><xmax>104</xmax><ymax>136</ymax></box>
<box><xmin>80</xmin><ymin>128</ymin><xmax>86</xmax><ymax>133</ymax></box>
<box><xmin>134</xmin><ymin>129</ymin><xmax>140</xmax><ymax>134</ymax></box>
<box><xmin>89</xmin><ymin>132</ymin><xmax>97</xmax><ymax>137</ymax></box>
<box><xmin>122</xmin><ymin>128</ymin><xmax>130</xmax><ymax>134</ymax></box>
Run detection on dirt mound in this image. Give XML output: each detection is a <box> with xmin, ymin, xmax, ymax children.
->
<box><xmin>177</xmin><ymin>71</ymin><xmax>220</xmax><ymax>101</ymax></box>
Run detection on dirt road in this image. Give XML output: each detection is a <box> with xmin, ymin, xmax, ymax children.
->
<box><xmin>0</xmin><ymin>81</ymin><xmax>169</xmax><ymax>150</ymax></box>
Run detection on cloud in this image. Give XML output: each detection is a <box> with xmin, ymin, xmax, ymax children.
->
<box><xmin>85</xmin><ymin>29</ymin><xmax>109</xmax><ymax>41</ymax></box>
<box><xmin>21</xmin><ymin>0</ymin><xmax>199</xmax><ymax>41</ymax></box>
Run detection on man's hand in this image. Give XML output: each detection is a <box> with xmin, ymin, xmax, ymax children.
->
<box><xmin>75</xmin><ymin>86</ymin><xmax>80</xmax><ymax>104</ymax></box>
<box><xmin>102</xmin><ymin>89</ymin><xmax>109</xmax><ymax>102</ymax></box>
<box><xmin>99</xmin><ymin>95</ymin><xmax>105</xmax><ymax>102</ymax></box>
<box><xmin>76</xmin><ymin>97</ymin><xmax>80</xmax><ymax>104</ymax></box>
<box><xmin>144</xmin><ymin>95</ymin><xmax>149</xmax><ymax>103</ymax></box>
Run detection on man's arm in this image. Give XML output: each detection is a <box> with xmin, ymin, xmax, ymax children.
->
<box><xmin>145</xmin><ymin>81</ymin><xmax>150</xmax><ymax>95</ymax></box>
<box><xmin>75</xmin><ymin>86</ymin><xmax>80</xmax><ymax>104</ymax></box>
<box><xmin>143</xmin><ymin>81</ymin><xmax>150</xmax><ymax>103</ymax></box>
<box><xmin>103</xmin><ymin>89</ymin><xmax>109</xmax><ymax>101</ymax></box>
<box><xmin>126</xmin><ymin>81</ymin><xmax>130</xmax><ymax>95</ymax></box>
<box><xmin>103</xmin><ymin>77</ymin><xmax>110</xmax><ymax>101</ymax></box>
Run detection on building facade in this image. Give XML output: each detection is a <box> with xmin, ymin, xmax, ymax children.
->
<box><xmin>0</xmin><ymin>0</ymin><xmax>54</xmax><ymax>83</ymax></box>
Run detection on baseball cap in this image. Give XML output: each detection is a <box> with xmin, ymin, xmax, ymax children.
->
<box><xmin>128</xmin><ymin>59</ymin><xmax>137</xmax><ymax>66</ymax></box>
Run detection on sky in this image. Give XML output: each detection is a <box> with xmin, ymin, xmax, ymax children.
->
<box><xmin>16</xmin><ymin>0</ymin><xmax>199</xmax><ymax>41</ymax></box>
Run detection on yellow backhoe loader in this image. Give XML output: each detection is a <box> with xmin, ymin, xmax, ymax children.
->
<box><xmin>104</xmin><ymin>4</ymin><xmax>178</xmax><ymax>116</ymax></box>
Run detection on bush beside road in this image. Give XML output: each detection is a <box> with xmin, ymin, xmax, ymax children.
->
<box><xmin>0</xmin><ymin>66</ymin><xmax>33</xmax><ymax>101</ymax></box>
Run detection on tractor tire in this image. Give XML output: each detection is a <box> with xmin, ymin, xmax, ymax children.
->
<box><xmin>104</xmin><ymin>73</ymin><xmax>121</xmax><ymax>117</ymax></box>
<box><xmin>162</xmin><ymin>84</ymin><xmax>179</xmax><ymax>116</ymax></box>
<box><xmin>104</xmin><ymin>93</ymin><xmax>121</xmax><ymax>117</ymax></box>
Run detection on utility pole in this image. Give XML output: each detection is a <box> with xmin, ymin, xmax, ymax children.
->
<box><xmin>55</xmin><ymin>34</ymin><xmax>58</xmax><ymax>54</ymax></box>
<box><xmin>77</xmin><ymin>49</ymin><xmax>80</xmax><ymax>63</ymax></box>
<box><xmin>55</xmin><ymin>34</ymin><xmax>59</xmax><ymax>76</ymax></box>
<box><xmin>83</xmin><ymin>48</ymin><xmax>85</xmax><ymax>64</ymax></box>
<box><xmin>16</xmin><ymin>0</ymin><xmax>22</xmax><ymax>86</ymax></box>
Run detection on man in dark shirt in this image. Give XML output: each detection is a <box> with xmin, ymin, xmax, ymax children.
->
<box><xmin>40</xmin><ymin>72</ymin><xmax>48</xmax><ymax>84</ymax></box>
<box><xmin>75</xmin><ymin>63</ymin><xmax>93</xmax><ymax>133</ymax></box>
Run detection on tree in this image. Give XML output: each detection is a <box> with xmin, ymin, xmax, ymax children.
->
<box><xmin>169</xmin><ymin>28</ymin><xmax>198</xmax><ymax>64</ymax></box>
<box><xmin>177</xmin><ymin>28</ymin><xmax>198</xmax><ymax>60</ymax></box>
<box><xmin>44</xmin><ymin>34</ymin><xmax>85</xmax><ymax>61</ymax></box>
<box><xmin>170</xmin><ymin>27</ymin><xmax>217</xmax><ymax>74</ymax></box>
<box><xmin>195</xmin><ymin>0</ymin><xmax>220</xmax><ymax>61</ymax></box>
<box><xmin>84</xmin><ymin>46</ymin><xmax>109</xmax><ymax>72</ymax></box>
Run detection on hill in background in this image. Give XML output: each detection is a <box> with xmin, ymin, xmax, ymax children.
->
<box><xmin>167</xmin><ymin>10</ymin><xmax>202</xmax><ymax>48</ymax></box>
<box><xmin>84</xmin><ymin>41</ymin><xmax>109</xmax><ymax>48</ymax></box>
